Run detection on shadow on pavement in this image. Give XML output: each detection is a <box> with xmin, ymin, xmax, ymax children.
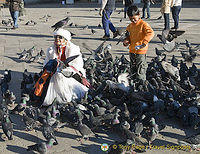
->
<box><xmin>0</xmin><ymin>33</ymin><xmax>52</xmax><ymax>38</ymax></box>
<box><xmin>6</xmin><ymin>145</ymin><xmax>33</xmax><ymax>154</ymax></box>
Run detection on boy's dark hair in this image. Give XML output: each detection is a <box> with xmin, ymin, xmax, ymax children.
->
<box><xmin>127</xmin><ymin>5</ymin><xmax>140</xmax><ymax>17</ymax></box>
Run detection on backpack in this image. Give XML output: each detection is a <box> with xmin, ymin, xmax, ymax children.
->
<box><xmin>34</xmin><ymin>59</ymin><xmax>58</xmax><ymax>97</ymax></box>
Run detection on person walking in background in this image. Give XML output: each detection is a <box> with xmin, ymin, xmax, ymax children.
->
<box><xmin>160</xmin><ymin>0</ymin><xmax>174</xmax><ymax>30</ymax></box>
<box><xmin>124</xmin><ymin>0</ymin><xmax>133</xmax><ymax>18</ymax></box>
<box><xmin>141</xmin><ymin>0</ymin><xmax>155</xmax><ymax>19</ymax></box>
<box><xmin>171</xmin><ymin>0</ymin><xmax>182</xmax><ymax>30</ymax></box>
<box><xmin>99</xmin><ymin>0</ymin><xmax>118</xmax><ymax>40</ymax></box>
<box><xmin>123</xmin><ymin>5</ymin><xmax>154</xmax><ymax>83</ymax></box>
<box><xmin>7</xmin><ymin>0</ymin><xmax>22</xmax><ymax>29</ymax></box>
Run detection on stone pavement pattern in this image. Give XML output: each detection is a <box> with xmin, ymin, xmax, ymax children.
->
<box><xmin>0</xmin><ymin>2</ymin><xmax>200</xmax><ymax>154</ymax></box>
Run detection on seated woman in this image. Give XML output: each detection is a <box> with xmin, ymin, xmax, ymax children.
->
<box><xmin>41</xmin><ymin>28</ymin><xmax>88</xmax><ymax>106</ymax></box>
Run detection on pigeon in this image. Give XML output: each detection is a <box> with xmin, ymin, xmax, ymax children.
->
<box><xmin>78</xmin><ymin>119</ymin><xmax>98</xmax><ymax>142</ymax></box>
<box><xmin>11</xmin><ymin>94</ymin><xmax>29</xmax><ymax>114</ymax></box>
<box><xmin>178</xmin><ymin>133</ymin><xmax>200</xmax><ymax>150</ymax></box>
<box><xmin>181</xmin><ymin>51</ymin><xmax>196</xmax><ymax>62</ymax></box>
<box><xmin>25</xmin><ymin>21</ymin><xmax>31</xmax><ymax>25</ymax></box>
<box><xmin>23</xmin><ymin>113</ymin><xmax>40</xmax><ymax>131</ymax></box>
<box><xmin>0</xmin><ymin>99</ymin><xmax>9</xmax><ymax>121</ymax></box>
<box><xmin>32</xmin><ymin>52</ymin><xmax>42</xmax><ymax>63</ymax></box>
<box><xmin>155</xmin><ymin>48</ymin><xmax>165</xmax><ymax>56</ymax></box>
<box><xmin>70</xmin><ymin>31</ymin><xmax>76</xmax><ymax>36</ymax></box>
<box><xmin>18</xmin><ymin>49</ymin><xmax>27</xmax><ymax>59</ymax></box>
<box><xmin>19</xmin><ymin>46</ymin><xmax>35</xmax><ymax>61</ymax></box>
<box><xmin>46</xmin><ymin>111</ymin><xmax>57</xmax><ymax>126</ymax></box>
<box><xmin>91</xmin><ymin>29</ymin><xmax>96</xmax><ymax>34</ymax></box>
<box><xmin>42</xmin><ymin>122</ymin><xmax>58</xmax><ymax>145</ymax></box>
<box><xmin>116</xmin><ymin>30</ymin><xmax>130</xmax><ymax>45</ymax></box>
<box><xmin>89</xmin><ymin>110</ymin><xmax>104</xmax><ymax>127</ymax></box>
<box><xmin>185</xmin><ymin>39</ymin><xmax>191</xmax><ymax>49</ymax></box>
<box><xmin>51</xmin><ymin>17</ymin><xmax>70</xmax><ymax>31</ymax></box>
<box><xmin>94</xmin><ymin>104</ymin><xmax>106</xmax><ymax>116</ymax></box>
<box><xmin>40</xmin><ymin>48</ymin><xmax>45</xmax><ymax>57</ymax></box>
<box><xmin>27</xmin><ymin>138</ymin><xmax>54</xmax><ymax>153</ymax></box>
<box><xmin>69</xmin><ymin>22</ymin><xmax>73</xmax><ymax>27</ymax></box>
<box><xmin>171</xmin><ymin>55</ymin><xmax>179</xmax><ymax>67</ymax></box>
<box><xmin>2</xmin><ymin>114</ymin><xmax>13</xmax><ymax>140</ymax></box>
<box><xmin>82</xmin><ymin>25</ymin><xmax>88</xmax><ymax>30</ymax></box>
<box><xmin>123</xmin><ymin>103</ymin><xmax>130</xmax><ymax>119</ymax></box>
<box><xmin>133</xmin><ymin>121</ymin><xmax>144</xmax><ymax>137</ymax></box>
<box><xmin>104</xmin><ymin>44</ymin><xmax>112</xmax><ymax>52</ymax></box>
<box><xmin>157</xmin><ymin>15</ymin><xmax>162</xmax><ymax>20</ymax></box>
<box><xmin>30</xmin><ymin>20</ymin><xmax>37</xmax><ymax>25</ymax></box>
<box><xmin>3</xmin><ymin>69</ymin><xmax>11</xmax><ymax>83</ymax></box>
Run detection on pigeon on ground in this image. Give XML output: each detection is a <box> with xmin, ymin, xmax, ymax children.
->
<box><xmin>40</xmin><ymin>48</ymin><xmax>45</xmax><ymax>57</ymax></box>
<box><xmin>94</xmin><ymin>104</ymin><xmax>106</xmax><ymax>116</ymax></box>
<box><xmin>69</xmin><ymin>22</ymin><xmax>73</xmax><ymax>27</ymax></box>
<box><xmin>2</xmin><ymin>114</ymin><xmax>13</xmax><ymax>140</ymax></box>
<box><xmin>171</xmin><ymin>55</ymin><xmax>179</xmax><ymax>67</ymax></box>
<box><xmin>11</xmin><ymin>94</ymin><xmax>29</xmax><ymax>114</ymax></box>
<box><xmin>91</xmin><ymin>29</ymin><xmax>96</xmax><ymax>34</ymax></box>
<box><xmin>23</xmin><ymin>113</ymin><xmax>40</xmax><ymax>131</ymax></box>
<box><xmin>133</xmin><ymin>121</ymin><xmax>144</xmax><ymax>137</ymax></box>
<box><xmin>178</xmin><ymin>133</ymin><xmax>200</xmax><ymax>150</ymax></box>
<box><xmin>78</xmin><ymin>119</ymin><xmax>98</xmax><ymax>142</ymax></box>
<box><xmin>27</xmin><ymin>138</ymin><xmax>54</xmax><ymax>153</ymax></box>
<box><xmin>157</xmin><ymin>15</ymin><xmax>162</xmax><ymax>20</ymax></box>
<box><xmin>82</xmin><ymin>25</ymin><xmax>88</xmax><ymax>30</ymax></box>
<box><xmin>32</xmin><ymin>52</ymin><xmax>42</xmax><ymax>63</ymax></box>
<box><xmin>42</xmin><ymin>122</ymin><xmax>58</xmax><ymax>145</ymax></box>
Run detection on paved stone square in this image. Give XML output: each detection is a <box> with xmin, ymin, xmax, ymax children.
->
<box><xmin>0</xmin><ymin>2</ymin><xmax>200</xmax><ymax>154</ymax></box>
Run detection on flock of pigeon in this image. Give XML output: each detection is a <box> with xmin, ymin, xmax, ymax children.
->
<box><xmin>1</xmin><ymin>9</ymin><xmax>200</xmax><ymax>154</ymax></box>
<box><xmin>18</xmin><ymin>46</ymin><xmax>45</xmax><ymax>63</ymax></box>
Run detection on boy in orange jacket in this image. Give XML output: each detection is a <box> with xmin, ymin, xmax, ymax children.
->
<box><xmin>123</xmin><ymin>5</ymin><xmax>154</xmax><ymax>83</ymax></box>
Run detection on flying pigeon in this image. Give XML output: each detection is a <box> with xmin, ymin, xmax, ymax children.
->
<box><xmin>51</xmin><ymin>17</ymin><xmax>70</xmax><ymax>31</ymax></box>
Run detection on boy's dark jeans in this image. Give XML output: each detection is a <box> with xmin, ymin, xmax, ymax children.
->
<box><xmin>171</xmin><ymin>6</ymin><xmax>181</xmax><ymax>29</ymax></box>
<box><xmin>142</xmin><ymin>1</ymin><xmax>151</xmax><ymax>18</ymax></box>
<box><xmin>129</xmin><ymin>53</ymin><xmax>148</xmax><ymax>81</ymax></box>
<box><xmin>164</xmin><ymin>13</ymin><xmax>170</xmax><ymax>30</ymax></box>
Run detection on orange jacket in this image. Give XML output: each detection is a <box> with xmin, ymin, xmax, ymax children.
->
<box><xmin>126</xmin><ymin>19</ymin><xmax>154</xmax><ymax>54</ymax></box>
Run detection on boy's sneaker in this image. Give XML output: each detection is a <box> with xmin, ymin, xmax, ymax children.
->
<box><xmin>102</xmin><ymin>35</ymin><xmax>110</xmax><ymax>40</ymax></box>
<box><xmin>113</xmin><ymin>31</ymin><xmax>119</xmax><ymax>38</ymax></box>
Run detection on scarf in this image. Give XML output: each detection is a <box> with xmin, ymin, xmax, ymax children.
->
<box><xmin>55</xmin><ymin>42</ymin><xmax>66</xmax><ymax>62</ymax></box>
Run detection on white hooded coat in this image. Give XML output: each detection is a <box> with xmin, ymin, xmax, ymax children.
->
<box><xmin>42</xmin><ymin>29</ymin><xmax>88</xmax><ymax>106</ymax></box>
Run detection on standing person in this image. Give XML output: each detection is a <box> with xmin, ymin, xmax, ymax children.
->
<box><xmin>7</xmin><ymin>0</ymin><xmax>22</xmax><ymax>29</ymax></box>
<box><xmin>124</xmin><ymin>0</ymin><xmax>133</xmax><ymax>18</ymax></box>
<box><xmin>141</xmin><ymin>0</ymin><xmax>155</xmax><ymax>19</ymax></box>
<box><xmin>123</xmin><ymin>5</ymin><xmax>154</xmax><ymax>83</ymax></box>
<box><xmin>160</xmin><ymin>0</ymin><xmax>174</xmax><ymax>30</ymax></box>
<box><xmin>99</xmin><ymin>0</ymin><xmax>118</xmax><ymax>40</ymax></box>
<box><xmin>171</xmin><ymin>0</ymin><xmax>182</xmax><ymax>30</ymax></box>
<box><xmin>35</xmin><ymin>29</ymin><xmax>88</xmax><ymax>106</ymax></box>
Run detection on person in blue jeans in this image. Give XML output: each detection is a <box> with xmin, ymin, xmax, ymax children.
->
<box><xmin>7</xmin><ymin>0</ymin><xmax>22</xmax><ymax>29</ymax></box>
<box><xmin>99</xmin><ymin>0</ymin><xmax>118</xmax><ymax>40</ymax></box>
<box><xmin>142</xmin><ymin>0</ymin><xmax>155</xmax><ymax>19</ymax></box>
<box><xmin>124</xmin><ymin>0</ymin><xmax>133</xmax><ymax>18</ymax></box>
<box><xmin>171</xmin><ymin>0</ymin><xmax>182</xmax><ymax>30</ymax></box>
